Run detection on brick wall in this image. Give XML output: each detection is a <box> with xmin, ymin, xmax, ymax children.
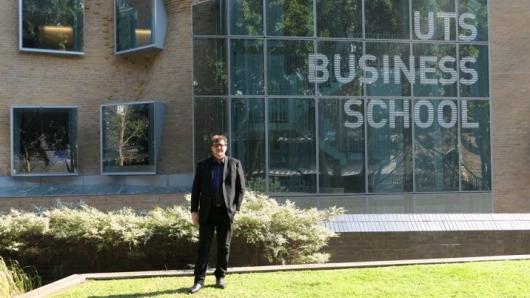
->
<box><xmin>490</xmin><ymin>0</ymin><xmax>530</xmax><ymax>211</ymax></box>
<box><xmin>327</xmin><ymin>231</ymin><xmax>530</xmax><ymax>262</ymax></box>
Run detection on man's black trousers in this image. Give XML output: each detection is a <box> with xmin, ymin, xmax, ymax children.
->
<box><xmin>193</xmin><ymin>207</ymin><xmax>232</xmax><ymax>284</ymax></box>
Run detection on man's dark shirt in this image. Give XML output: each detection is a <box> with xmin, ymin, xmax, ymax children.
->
<box><xmin>211</xmin><ymin>159</ymin><xmax>225</xmax><ymax>207</ymax></box>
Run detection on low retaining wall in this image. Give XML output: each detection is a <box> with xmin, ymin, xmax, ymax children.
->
<box><xmin>325</xmin><ymin>214</ymin><xmax>530</xmax><ymax>262</ymax></box>
<box><xmin>328</xmin><ymin>231</ymin><xmax>530</xmax><ymax>262</ymax></box>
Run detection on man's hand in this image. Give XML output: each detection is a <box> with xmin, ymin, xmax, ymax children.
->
<box><xmin>191</xmin><ymin>212</ymin><xmax>199</xmax><ymax>225</ymax></box>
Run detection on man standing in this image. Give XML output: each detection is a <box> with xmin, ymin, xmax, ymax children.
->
<box><xmin>189</xmin><ymin>135</ymin><xmax>245</xmax><ymax>294</ymax></box>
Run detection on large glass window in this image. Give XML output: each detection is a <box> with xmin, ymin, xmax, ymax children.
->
<box><xmin>193</xmin><ymin>39</ymin><xmax>227</xmax><ymax>96</ymax></box>
<box><xmin>20</xmin><ymin>0</ymin><xmax>84</xmax><ymax>53</ymax></box>
<box><xmin>101</xmin><ymin>102</ymin><xmax>157</xmax><ymax>174</ymax></box>
<box><xmin>317</xmin><ymin>0</ymin><xmax>362</xmax><ymax>38</ymax></box>
<box><xmin>319</xmin><ymin>98</ymin><xmax>364</xmax><ymax>193</ymax></box>
<box><xmin>413</xmin><ymin>43</ymin><xmax>458</xmax><ymax>97</ymax></box>
<box><xmin>460</xmin><ymin>100</ymin><xmax>490</xmax><ymax>190</ymax></box>
<box><xmin>269</xmin><ymin>98</ymin><xmax>316</xmax><ymax>193</ymax></box>
<box><xmin>115</xmin><ymin>0</ymin><xmax>152</xmax><ymax>52</ymax></box>
<box><xmin>267</xmin><ymin>39</ymin><xmax>315</xmax><ymax>95</ymax></box>
<box><xmin>367</xmin><ymin>99</ymin><xmax>413</xmax><ymax>193</ymax></box>
<box><xmin>414</xmin><ymin>99</ymin><xmax>459</xmax><ymax>191</ymax></box>
<box><xmin>459</xmin><ymin>0</ymin><xmax>488</xmax><ymax>41</ymax></box>
<box><xmin>459</xmin><ymin>44</ymin><xmax>489</xmax><ymax>98</ymax></box>
<box><xmin>231</xmin><ymin>39</ymin><xmax>264</xmax><ymax>95</ymax></box>
<box><xmin>317</xmin><ymin>41</ymin><xmax>363</xmax><ymax>96</ymax></box>
<box><xmin>365</xmin><ymin>0</ymin><xmax>410</xmax><ymax>39</ymax></box>
<box><xmin>266</xmin><ymin>0</ymin><xmax>313</xmax><ymax>36</ymax></box>
<box><xmin>412</xmin><ymin>0</ymin><xmax>456</xmax><ymax>41</ymax></box>
<box><xmin>231</xmin><ymin>98</ymin><xmax>266</xmax><ymax>192</ymax></box>
<box><xmin>229</xmin><ymin>0</ymin><xmax>263</xmax><ymax>35</ymax></box>
<box><xmin>193</xmin><ymin>0</ymin><xmax>226</xmax><ymax>35</ymax></box>
<box><xmin>365</xmin><ymin>42</ymin><xmax>412</xmax><ymax>97</ymax></box>
<box><xmin>12</xmin><ymin>107</ymin><xmax>78</xmax><ymax>176</ymax></box>
<box><xmin>194</xmin><ymin>98</ymin><xmax>228</xmax><ymax>165</ymax></box>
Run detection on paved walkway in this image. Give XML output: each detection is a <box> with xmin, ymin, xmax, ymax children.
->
<box><xmin>19</xmin><ymin>254</ymin><xmax>530</xmax><ymax>298</ymax></box>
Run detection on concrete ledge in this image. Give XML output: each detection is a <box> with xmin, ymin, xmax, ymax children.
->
<box><xmin>326</xmin><ymin>214</ymin><xmax>530</xmax><ymax>232</ymax></box>
<box><xmin>19</xmin><ymin>254</ymin><xmax>530</xmax><ymax>298</ymax></box>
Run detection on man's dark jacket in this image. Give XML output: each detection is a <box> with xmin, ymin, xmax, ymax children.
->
<box><xmin>191</xmin><ymin>156</ymin><xmax>245</xmax><ymax>223</ymax></box>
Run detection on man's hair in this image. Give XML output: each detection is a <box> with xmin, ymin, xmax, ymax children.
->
<box><xmin>211</xmin><ymin>134</ymin><xmax>228</xmax><ymax>145</ymax></box>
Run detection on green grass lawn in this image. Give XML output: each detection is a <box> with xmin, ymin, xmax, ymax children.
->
<box><xmin>53</xmin><ymin>260</ymin><xmax>530</xmax><ymax>297</ymax></box>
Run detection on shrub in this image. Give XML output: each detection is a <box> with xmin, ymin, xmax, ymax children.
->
<box><xmin>0</xmin><ymin>192</ymin><xmax>342</xmax><ymax>281</ymax></box>
<box><xmin>233</xmin><ymin>191</ymin><xmax>343</xmax><ymax>264</ymax></box>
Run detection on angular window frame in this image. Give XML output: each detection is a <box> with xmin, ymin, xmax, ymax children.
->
<box><xmin>100</xmin><ymin>101</ymin><xmax>165</xmax><ymax>175</ymax></box>
<box><xmin>11</xmin><ymin>105</ymin><xmax>79</xmax><ymax>177</ymax></box>
<box><xmin>114</xmin><ymin>0</ymin><xmax>167</xmax><ymax>55</ymax></box>
<box><xmin>19</xmin><ymin>0</ymin><xmax>85</xmax><ymax>55</ymax></box>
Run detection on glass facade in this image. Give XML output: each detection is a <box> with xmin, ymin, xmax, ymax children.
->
<box><xmin>12</xmin><ymin>107</ymin><xmax>78</xmax><ymax>176</ymax></box>
<box><xmin>20</xmin><ymin>0</ymin><xmax>84</xmax><ymax>53</ymax></box>
<box><xmin>193</xmin><ymin>0</ymin><xmax>491</xmax><ymax>198</ymax></box>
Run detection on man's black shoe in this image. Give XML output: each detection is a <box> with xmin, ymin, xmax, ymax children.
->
<box><xmin>189</xmin><ymin>283</ymin><xmax>203</xmax><ymax>294</ymax></box>
<box><xmin>216</xmin><ymin>277</ymin><xmax>226</xmax><ymax>289</ymax></box>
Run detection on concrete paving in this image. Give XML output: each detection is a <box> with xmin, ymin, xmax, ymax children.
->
<box><xmin>19</xmin><ymin>254</ymin><xmax>530</xmax><ymax>298</ymax></box>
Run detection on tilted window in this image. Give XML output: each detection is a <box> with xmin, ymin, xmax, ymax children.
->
<box><xmin>100</xmin><ymin>101</ymin><xmax>165</xmax><ymax>174</ymax></box>
<box><xmin>20</xmin><ymin>0</ymin><xmax>84</xmax><ymax>54</ymax></box>
<box><xmin>114</xmin><ymin>0</ymin><xmax>167</xmax><ymax>55</ymax></box>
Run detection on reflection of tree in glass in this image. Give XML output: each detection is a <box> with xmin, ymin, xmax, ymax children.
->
<box><xmin>268</xmin><ymin>0</ymin><xmax>313</xmax><ymax>36</ymax></box>
<box><xmin>413</xmin><ymin>0</ymin><xmax>454</xmax><ymax>40</ymax></box>
<box><xmin>317</xmin><ymin>0</ymin><xmax>362</xmax><ymax>38</ymax></box>
<box><xmin>104</xmin><ymin>105</ymin><xmax>150</xmax><ymax>167</ymax></box>
<box><xmin>366</xmin><ymin>42</ymin><xmax>411</xmax><ymax>96</ymax></box>
<box><xmin>461</xmin><ymin>101</ymin><xmax>490</xmax><ymax>190</ymax></box>
<box><xmin>414</xmin><ymin>101</ymin><xmax>459</xmax><ymax>190</ymax></box>
<box><xmin>193</xmin><ymin>39</ymin><xmax>227</xmax><ymax>95</ymax></box>
<box><xmin>231</xmin><ymin>40</ymin><xmax>264</xmax><ymax>95</ymax></box>
<box><xmin>23</xmin><ymin>0</ymin><xmax>84</xmax><ymax>51</ymax></box>
<box><xmin>231</xmin><ymin>0</ymin><xmax>263</xmax><ymax>35</ymax></box>
<box><xmin>319</xmin><ymin>41</ymin><xmax>363</xmax><ymax>96</ymax></box>
<box><xmin>414</xmin><ymin>44</ymin><xmax>457</xmax><ymax>97</ymax></box>
<box><xmin>232</xmin><ymin>99</ymin><xmax>266</xmax><ymax>188</ymax></box>
<box><xmin>460</xmin><ymin>45</ymin><xmax>488</xmax><ymax>98</ymax></box>
<box><xmin>368</xmin><ymin>100</ymin><xmax>413</xmax><ymax>192</ymax></box>
<box><xmin>268</xmin><ymin>40</ymin><xmax>314</xmax><ymax>95</ymax></box>
<box><xmin>365</xmin><ymin>0</ymin><xmax>409</xmax><ymax>39</ymax></box>
<box><xmin>460</xmin><ymin>0</ymin><xmax>488</xmax><ymax>41</ymax></box>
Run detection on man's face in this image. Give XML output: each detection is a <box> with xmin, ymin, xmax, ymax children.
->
<box><xmin>211</xmin><ymin>140</ymin><xmax>227</xmax><ymax>160</ymax></box>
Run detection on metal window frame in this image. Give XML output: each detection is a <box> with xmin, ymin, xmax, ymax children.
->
<box><xmin>100</xmin><ymin>100</ymin><xmax>165</xmax><ymax>175</ymax></box>
<box><xmin>114</xmin><ymin>0</ymin><xmax>168</xmax><ymax>55</ymax></box>
<box><xmin>10</xmin><ymin>105</ymin><xmax>80</xmax><ymax>177</ymax></box>
<box><xmin>18</xmin><ymin>0</ymin><xmax>86</xmax><ymax>56</ymax></box>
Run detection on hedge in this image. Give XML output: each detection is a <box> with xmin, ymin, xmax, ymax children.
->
<box><xmin>0</xmin><ymin>192</ymin><xmax>342</xmax><ymax>282</ymax></box>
